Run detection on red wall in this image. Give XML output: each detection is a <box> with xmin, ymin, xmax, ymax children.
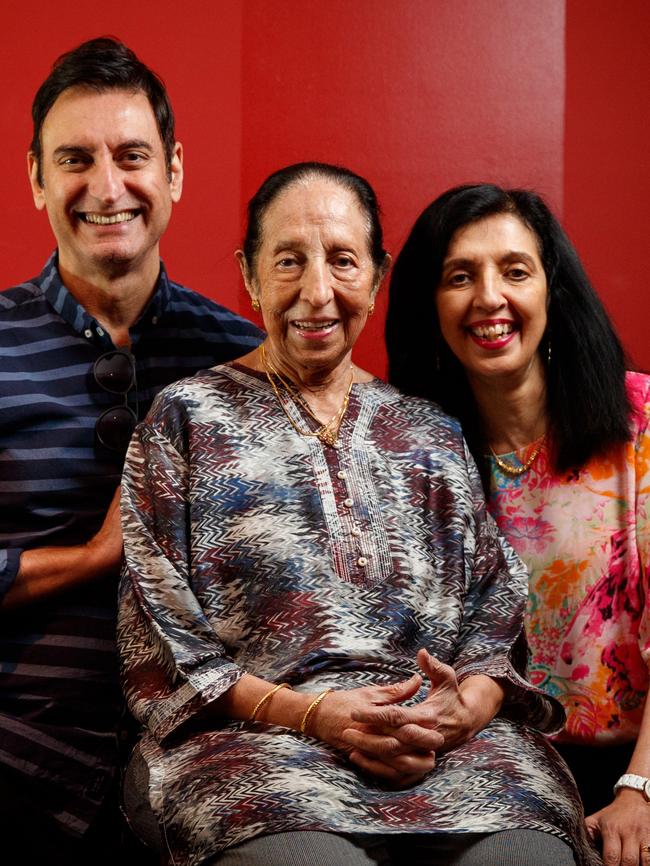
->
<box><xmin>3</xmin><ymin>1</ymin><xmax>647</xmax><ymax>372</ymax></box>
<box><xmin>564</xmin><ymin>0</ymin><xmax>650</xmax><ymax>371</ymax></box>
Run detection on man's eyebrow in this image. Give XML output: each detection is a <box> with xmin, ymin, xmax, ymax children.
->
<box><xmin>52</xmin><ymin>145</ymin><xmax>93</xmax><ymax>158</ymax></box>
<box><xmin>52</xmin><ymin>140</ymin><xmax>154</xmax><ymax>159</ymax></box>
<box><xmin>118</xmin><ymin>139</ymin><xmax>154</xmax><ymax>152</ymax></box>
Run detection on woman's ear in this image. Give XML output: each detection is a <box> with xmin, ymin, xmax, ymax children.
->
<box><xmin>235</xmin><ymin>251</ymin><xmax>261</xmax><ymax>313</ymax></box>
<box><xmin>372</xmin><ymin>253</ymin><xmax>393</xmax><ymax>299</ymax></box>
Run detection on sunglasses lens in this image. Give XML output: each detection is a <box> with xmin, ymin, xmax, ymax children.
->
<box><xmin>96</xmin><ymin>405</ymin><xmax>137</xmax><ymax>452</ymax></box>
<box><xmin>94</xmin><ymin>351</ymin><xmax>135</xmax><ymax>394</ymax></box>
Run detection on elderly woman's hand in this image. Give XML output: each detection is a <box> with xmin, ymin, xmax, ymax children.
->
<box><xmin>310</xmin><ymin>673</ymin><xmax>444</xmax><ymax>787</ymax></box>
<box><xmin>344</xmin><ymin>648</ymin><xmax>504</xmax><ymax>756</ymax></box>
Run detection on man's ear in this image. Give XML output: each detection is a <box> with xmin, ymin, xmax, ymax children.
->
<box><xmin>169</xmin><ymin>141</ymin><xmax>183</xmax><ymax>203</ymax></box>
<box><xmin>27</xmin><ymin>152</ymin><xmax>46</xmax><ymax>211</ymax></box>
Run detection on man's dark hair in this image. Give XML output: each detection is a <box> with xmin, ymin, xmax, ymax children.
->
<box><xmin>242</xmin><ymin>161</ymin><xmax>388</xmax><ymax>273</ymax></box>
<box><xmin>31</xmin><ymin>36</ymin><xmax>175</xmax><ymax>185</ymax></box>
<box><xmin>386</xmin><ymin>182</ymin><xmax>631</xmax><ymax>478</ymax></box>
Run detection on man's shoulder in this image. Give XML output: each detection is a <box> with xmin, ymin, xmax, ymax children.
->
<box><xmin>0</xmin><ymin>276</ymin><xmax>45</xmax><ymax>315</ymax></box>
<box><xmin>163</xmin><ymin>277</ymin><xmax>263</xmax><ymax>339</ymax></box>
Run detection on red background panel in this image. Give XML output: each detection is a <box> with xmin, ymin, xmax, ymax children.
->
<box><xmin>241</xmin><ymin>0</ymin><xmax>565</xmax><ymax>369</ymax></box>
<box><xmin>1</xmin><ymin>0</ymin><xmax>648</xmax><ymax>374</ymax></box>
<box><xmin>564</xmin><ymin>0</ymin><xmax>650</xmax><ymax>371</ymax></box>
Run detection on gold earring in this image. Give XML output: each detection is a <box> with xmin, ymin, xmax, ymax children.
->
<box><xmin>251</xmin><ymin>297</ymin><xmax>260</xmax><ymax>312</ymax></box>
<box><xmin>368</xmin><ymin>302</ymin><xmax>375</xmax><ymax>316</ymax></box>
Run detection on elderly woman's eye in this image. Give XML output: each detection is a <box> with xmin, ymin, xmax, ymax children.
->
<box><xmin>277</xmin><ymin>257</ymin><xmax>297</xmax><ymax>268</ymax></box>
<box><xmin>449</xmin><ymin>273</ymin><xmax>470</xmax><ymax>287</ymax></box>
<box><xmin>333</xmin><ymin>255</ymin><xmax>354</xmax><ymax>268</ymax></box>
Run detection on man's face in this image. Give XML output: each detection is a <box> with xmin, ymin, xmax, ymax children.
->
<box><xmin>28</xmin><ymin>86</ymin><xmax>183</xmax><ymax>282</ymax></box>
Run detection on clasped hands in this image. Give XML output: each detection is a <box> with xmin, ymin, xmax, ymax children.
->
<box><xmin>311</xmin><ymin>648</ymin><xmax>499</xmax><ymax>788</ymax></box>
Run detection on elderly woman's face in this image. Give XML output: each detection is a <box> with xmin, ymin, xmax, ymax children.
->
<box><xmin>436</xmin><ymin>213</ymin><xmax>548</xmax><ymax>387</ymax></box>
<box><xmin>248</xmin><ymin>179</ymin><xmax>378</xmax><ymax>376</ymax></box>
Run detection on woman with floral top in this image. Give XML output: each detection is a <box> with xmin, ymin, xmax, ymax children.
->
<box><xmin>386</xmin><ymin>182</ymin><xmax>650</xmax><ymax>866</ymax></box>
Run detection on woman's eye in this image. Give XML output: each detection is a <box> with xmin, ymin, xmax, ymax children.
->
<box><xmin>277</xmin><ymin>257</ymin><xmax>297</xmax><ymax>268</ymax></box>
<box><xmin>333</xmin><ymin>255</ymin><xmax>354</xmax><ymax>268</ymax></box>
<box><xmin>449</xmin><ymin>273</ymin><xmax>470</xmax><ymax>287</ymax></box>
<box><xmin>508</xmin><ymin>267</ymin><xmax>529</xmax><ymax>280</ymax></box>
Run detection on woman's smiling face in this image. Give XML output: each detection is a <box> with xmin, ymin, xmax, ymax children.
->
<box><xmin>242</xmin><ymin>177</ymin><xmax>380</xmax><ymax>379</ymax></box>
<box><xmin>436</xmin><ymin>212</ymin><xmax>548</xmax><ymax>388</ymax></box>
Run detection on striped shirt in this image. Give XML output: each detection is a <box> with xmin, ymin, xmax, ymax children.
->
<box><xmin>0</xmin><ymin>253</ymin><xmax>263</xmax><ymax>836</ymax></box>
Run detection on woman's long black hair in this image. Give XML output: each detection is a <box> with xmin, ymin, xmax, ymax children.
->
<box><xmin>385</xmin><ymin>183</ymin><xmax>631</xmax><ymax>478</ymax></box>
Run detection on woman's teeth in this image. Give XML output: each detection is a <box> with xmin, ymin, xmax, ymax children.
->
<box><xmin>293</xmin><ymin>321</ymin><xmax>336</xmax><ymax>331</ymax></box>
<box><xmin>471</xmin><ymin>323</ymin><xmax>514</xmax><ymax>340</ymax></box>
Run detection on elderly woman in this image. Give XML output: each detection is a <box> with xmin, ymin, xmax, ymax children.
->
<box><xmin>386</xmin><ymin>183</ymin><xmax>650</xmax><ymax>866</ymax></box>
<box><xmin>118</xmin><ymin>164</ymin><xmax>597</xmax><ymax>866</ymax></box>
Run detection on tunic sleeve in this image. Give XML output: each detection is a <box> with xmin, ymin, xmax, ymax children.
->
<box><xmin>452</xmin><ymin>442</ymin><xmax>565</xmax><ymax>733</ymax></box>
<box><xmin>118</xmin><ymin>400</ymin><xmax>244</xmax><ymax>744</ymax></box>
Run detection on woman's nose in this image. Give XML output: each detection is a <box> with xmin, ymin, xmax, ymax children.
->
<box><xmin>472</xmin><ymin>271</ymin><xmax>506</xmax><ymax>310</ymax></box>
<box><xmin>300</xmin><ymin>260</ymin><xmax>333</xmax><ymax>307</ymax></box>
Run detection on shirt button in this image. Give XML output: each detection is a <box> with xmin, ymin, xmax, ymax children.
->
<box><xmin>337</xmin><ymin>470</ymin><xmax>346</xmax><ymax>480</ymax></box>
<box><xmin>96</xmin><ymin>326</ymin><xmax>105</xmax><ymax>336</ymax></box>
<box><xmin>351</xmin><ymin>526</ymin><xmax>362</xmax><ymax>537</ymax></box>
<box><xmin>84</xmin><ymin>329</ymin><xmax>93</xmax><ymax>339</ymax></box>
<box><xmin>152</xmin><ymin>316</ymin><xmax>159</xmax><ymax>325</ymax></box>
<box><xmin>357</xmin><ymin>557</ymin><xmax>368</xmax><ymax>567</ymax></box>
<box><xmin>343</xmin><ymin>498</ymin><xmax>353</xmax><ymax>508</ymax></box>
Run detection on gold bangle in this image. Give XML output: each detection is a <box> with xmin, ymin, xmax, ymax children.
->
<box><xmin>249</xmin><ymin>683</ymin><xmax>290</xmax><ymax>722</ymax></box>
<box><xmin>300</xmin><ymin>688</ymin><xmax>333</xmax><ymax>735</ymax></box>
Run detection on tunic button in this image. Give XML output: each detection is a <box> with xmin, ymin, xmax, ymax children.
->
<box><xmin>343</xmin><ymin>498</ymin><xmax>353</xmax><ymax>508</ymax></box>
<box><xmin>84</xmin><ymin>329</ymin><xmax>93</xmax><ymax>339</ymax></box>
<box><xmin>351</xmin><ymin>526</ymin><xmax>362</xmax><ymax>537</ymax></box>
<box><xmin>337</xmin><ymin>470</ymin><xmax>346</xmax><ymax>479</ymax></box>
<box><xmin>357</xmin><ymin>557</ymin><xmax>368</xmax><ymax>567</ymax></box>
<box><xmin>152</xmin><ymin>315</ymin><xmax>159</xmax><ymax>325</ymax></box>
<box><xmin>96</xmin><ymin>326</ymin><xmax>105</xmax><ymax>336</ymax></box>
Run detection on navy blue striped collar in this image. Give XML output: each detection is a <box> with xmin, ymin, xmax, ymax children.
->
<box><xmin>40</xmin><ymin>251</ymin><xmax>172</xmax><ymax>346</ymax></box>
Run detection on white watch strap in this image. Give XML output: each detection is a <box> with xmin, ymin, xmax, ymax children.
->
<box><xmin>613</xmin><ymin>773</ymin><xmax>649</xmax><ymax>795</ymax></box>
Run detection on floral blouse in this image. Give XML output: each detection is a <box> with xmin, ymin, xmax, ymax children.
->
<box><xmin>489</xmin><ymin>371</ymin><xmax>650</xmax><ymax>745</ymax></box>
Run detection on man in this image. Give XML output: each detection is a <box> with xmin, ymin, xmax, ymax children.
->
<box><xmin>0</xmin><ymin>37</ymin><xmax>261</xmax><ymax>861</ymax></box>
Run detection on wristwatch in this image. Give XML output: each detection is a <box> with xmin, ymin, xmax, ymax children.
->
<box><xmin>613</xmin><ymin>773</ymin><xmax>650</xmax><ymax>800</ymax></box>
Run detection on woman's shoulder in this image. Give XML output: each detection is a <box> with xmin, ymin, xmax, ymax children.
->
<box><xmin>625</xmin><ymin>371</ymin><xmax>650</xmax><ymax>432</ymax></box>
<box><xmin>143</xmin><ymin>364</ymin><xmax>257</xmax><ymax>432</ymax></box>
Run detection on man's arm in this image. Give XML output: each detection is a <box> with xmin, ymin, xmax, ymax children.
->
<box><xmin>1</xmin><ymin>487</ymin><xmax>123</xmax><ymax>610</ymax></box>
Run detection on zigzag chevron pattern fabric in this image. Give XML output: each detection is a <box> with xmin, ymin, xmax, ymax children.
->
<box><xmin>119</xmin><ymin>365</ymin><xmax>599</xmax><ymax>866</ymax></box>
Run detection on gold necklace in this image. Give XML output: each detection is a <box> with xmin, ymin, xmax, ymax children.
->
<box><xmin>260</xmin><ymin>344</ymin><xmax>354</xmax><ymax>447</ymax></box>
<box><xmin>490</xmin><ymin>436</ymin><xmax>545</xmax><ymax>477</ymax></box>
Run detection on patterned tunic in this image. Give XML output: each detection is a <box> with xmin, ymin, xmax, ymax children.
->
<box><xmin>489</xmin><ymin>371</ymin><xmax>650</xmax><ymax>745</ymax></box>
<box><xmin>119</xmin><ymin>365</ymin><xmax>598</xmax><ymax>866</ymax></box>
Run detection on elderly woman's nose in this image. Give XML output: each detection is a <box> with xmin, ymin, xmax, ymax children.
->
<box><xmin>300</xmin><ymin>260</ymin><xmax>333</xmax><ymax>306</ymax></box>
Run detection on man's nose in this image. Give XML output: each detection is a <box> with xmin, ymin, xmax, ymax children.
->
<box><xmin>87</xmin><ymin>158</ymin><xmax>124</xmax><ymax>203</ymax></box>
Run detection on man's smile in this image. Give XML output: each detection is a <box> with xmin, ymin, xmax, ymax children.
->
<box><xmin>78</xmin><ymin>209</ymin><xmax>140</xmax><ymax>225</ymax></box>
